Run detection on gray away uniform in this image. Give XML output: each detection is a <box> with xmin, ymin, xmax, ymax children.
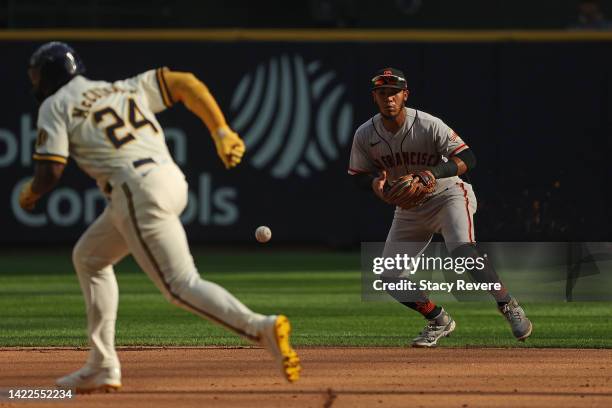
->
<box><xmin>348</xmin><ymin>107</ymin><xmax>476</xmax><ymax>253</ymax></box>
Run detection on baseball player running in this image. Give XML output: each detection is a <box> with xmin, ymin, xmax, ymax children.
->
<box><xmin>19</xmin><ymin>42</ymin><xmax>301</xmax><ymax>392</ymax></box>
<box><xmin>349</xmin><ymin>68</ymin><xmax>533</xmax><ymax>347</ymax></box>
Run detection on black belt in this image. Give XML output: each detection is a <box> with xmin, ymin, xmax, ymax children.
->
<box><xmin>104</xmin><ymin>158</ymin><xmax>155</xmax><ymax>195</ymax></box>
<box><xmin>132</xmin><ymin>157</ymin><xmax>155</xmax><ymax>168</ymax></box>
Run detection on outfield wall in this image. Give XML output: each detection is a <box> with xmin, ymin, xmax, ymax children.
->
<box><xmin>1</xmin><ymin>31</ymin><xmax>610</xmax><ymax>244</ymax></box>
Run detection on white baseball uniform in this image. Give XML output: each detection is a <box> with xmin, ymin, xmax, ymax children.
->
<box><xmin>348</xmin><ymin>107</ymin><xmax>477</xmax><ymax>254</ymax></box>
<box><xmin>34</xmin><ymin>69</ymin><xmax>266</xmax><ymax>369</ymax></box>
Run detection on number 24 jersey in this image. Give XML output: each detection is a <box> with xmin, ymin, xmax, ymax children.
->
<box><xmin>33</xmin><ymin>68</ymin><xmax>174</xmax><ymax>189</ymax></box>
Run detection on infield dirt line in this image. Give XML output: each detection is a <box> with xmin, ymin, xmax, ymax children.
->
<box><xmin>105</xmin><ymin>389</ymin><xmax>612</xmax><ymax>397</ymax></box>
<box><xmin>1</xmin><ymin>348</ymin><xmax>611</xmax><ymax>408</ymax></box>
<box><xmin>2</xmin><ymin>345</ymin><xmax>611</xmax><ymax>350</ymax></box>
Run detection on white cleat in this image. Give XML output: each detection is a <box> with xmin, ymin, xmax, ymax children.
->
<box><xmin>499</xmin><ymin>298</ymin><xmax>533</xmax><ymax>341</ymax></box>
<box><xmin>56</xmin><ymin>365</ymin><xmax>122</xmax><ymax>394</ymax></box>
<box><xmin>259</xmin><ymin>315</ymin><xmax>301</xmax><ymax>382</ymax></box>
<box><xmin>411</xmin><ymin>308</ymin><xmax>456</xmax><ymax>348</ymax></box>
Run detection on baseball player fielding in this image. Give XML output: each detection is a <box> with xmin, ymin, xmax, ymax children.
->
<box><xmin>348</xmin><ymin>67</ymin><xmax>532</xmax><ymax>347</ymax></box>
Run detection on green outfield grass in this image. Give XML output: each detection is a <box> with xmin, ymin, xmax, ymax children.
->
<box><xmin>0</xmin><ymin>249</ymin><xmax>610</xmax><ymax>348</ymax></box>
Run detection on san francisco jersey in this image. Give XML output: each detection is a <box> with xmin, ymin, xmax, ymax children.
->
<box><xmin>33</xmin><ymin>68</ymin><xmax>174</xmax><ymax>190</ymax></box>
<box><xmin>348</xmin><ymin>107</ymin><xmax>469</xmax><ymax>194</ymax></box>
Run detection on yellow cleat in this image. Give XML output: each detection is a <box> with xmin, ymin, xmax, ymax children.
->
<box><xmin>260</xmin><ymin>314</ymin><xmax>302</xmax><ymax>382</ymax></box>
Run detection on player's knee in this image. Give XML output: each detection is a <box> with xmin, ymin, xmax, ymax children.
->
<box><xmin>72</xmin><ymin>239</ymin><xmax>89</xmax><ymax>272</ymax></box>
<box><xmin>72</xmin><ymin>239</ymin><xmax>111</xmax><ymax>275</ymax></box>
<box><xmin>161</xmin><ymin>290</ymin><xmax>182</xmax><ymax>306</ymax></box>
<box><xmin>161</xmin><ymin>272</ymin><xmax>199</xmax><ymax>306</ymax></box>
<box><xmin>162</xmin><ymin>287</ymin><xmax>194</xmax><ymax>311</ymax></box>
<box><xmin>168</xmin><ymin>272</ymin><xmax>197</xmax><ymax>296</ymax></box>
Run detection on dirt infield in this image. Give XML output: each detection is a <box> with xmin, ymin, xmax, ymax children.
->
<box><xmin>1</xmin><ymin>347</ymin><xmax>611</xmax><ymax>408</ymax></box>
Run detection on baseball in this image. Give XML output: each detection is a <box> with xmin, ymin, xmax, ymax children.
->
<box><xmin>255</xmin><ymin>226</ymin><xmax>272</xmax><ymax>243</ymax></box>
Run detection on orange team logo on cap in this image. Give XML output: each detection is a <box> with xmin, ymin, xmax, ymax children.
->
<box><xmin>383</xmin><ymin>70</ymin><xmax>392</xmax><ymax>75</ymax></box>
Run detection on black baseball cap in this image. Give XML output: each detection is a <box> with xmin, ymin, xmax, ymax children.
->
<box><xmin>371</xmin><ymin>67</ymin><xmax>408</xmax><ymax>90</ymax></box>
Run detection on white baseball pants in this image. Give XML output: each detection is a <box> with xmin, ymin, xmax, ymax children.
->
<box><xmin>72</xmin><ymin>161</ymin><xmax>265</xmax><ymax>368</ymax></box>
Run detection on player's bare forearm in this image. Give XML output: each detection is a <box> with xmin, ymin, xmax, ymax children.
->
<box><xmin>19</xmin><ymin>161</ymin><xmax>65</xmax><ymax>211</ymax></box>
<box><xmin>32</xmin><ymin>162</ymin><xmax>65</xmax><ymax>195</ymax></box>
<box><xmin>371</xmin><ymin>171</ymin><xmax>388</xmax><ymax>202</ymax></box>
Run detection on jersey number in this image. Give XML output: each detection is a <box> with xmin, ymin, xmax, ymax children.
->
<box><xmin>93</xmin><ymin>99</ymin><xmax>158</xmax><ymax>149</ymax></box>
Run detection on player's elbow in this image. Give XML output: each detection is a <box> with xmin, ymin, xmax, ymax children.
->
<box><xmin>455</xmin><ymin>148</ymin><xmax>476</xmax><ymax>171</ymax></box>
<box><xmin>179</xmin><ymin>72</ymin><xmax>202</xmax><ymax>89</ymax></box>
<box><xmin>165</xmin><ymin>71</ymin><xmax>209</xmax><ymax>102</ymax></box>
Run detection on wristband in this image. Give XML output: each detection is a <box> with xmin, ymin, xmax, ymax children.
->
<box><xmin>430</xmin><ymin>159</ymin><xmax>458</xmax><ymax>179</ymax></box>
